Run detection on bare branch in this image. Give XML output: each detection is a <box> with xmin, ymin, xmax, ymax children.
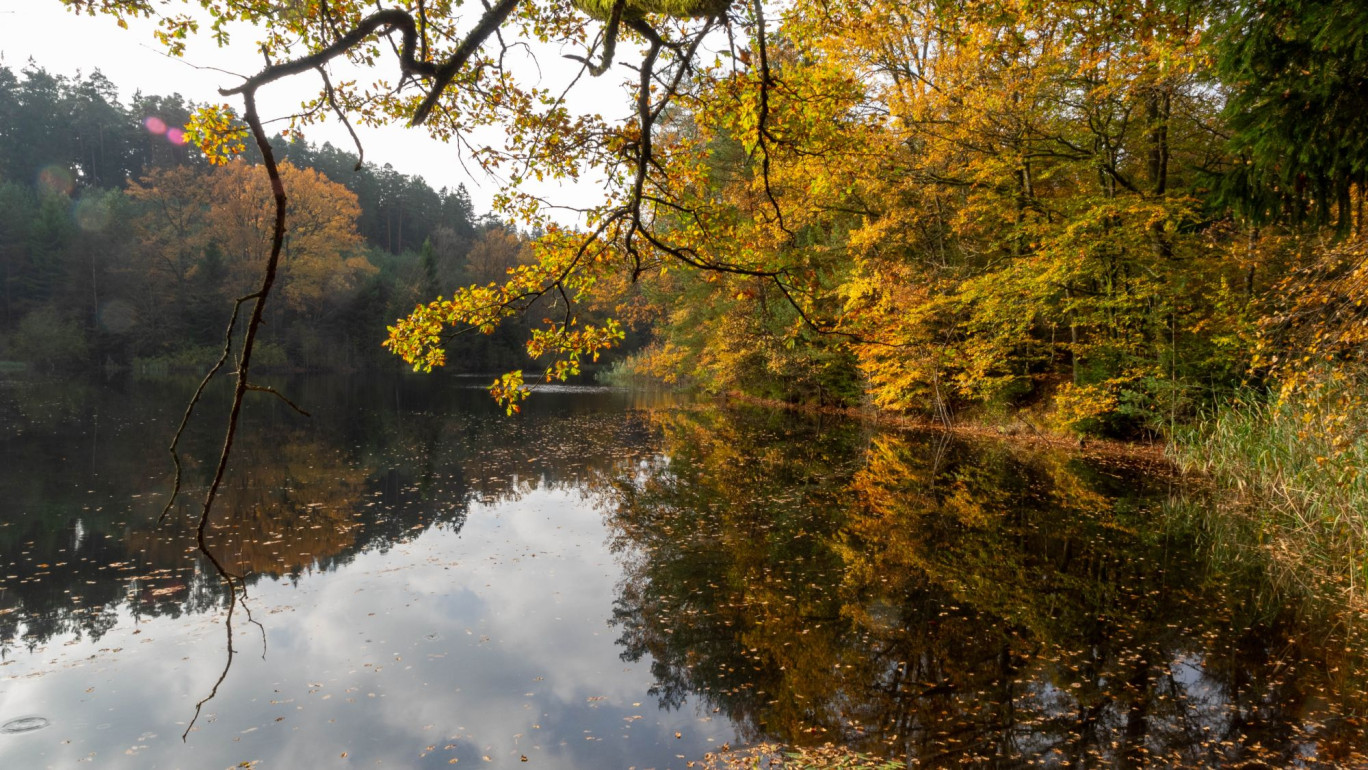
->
<box><xmin>181</xmin><ymin>61</ymin><xmax>299</xmax><ymax>735</ymax></box>
<box><xmin>222</xmin><ymin>10</ymin><xmax>435</xmax><ymax>98</ymax></box>
<box><xmin>246</xmin><ymin>384</ymin><xmax>313</xmax><ymax>416</ymax></box>
<box><xmin>182</xmin><ymin>584</ymin><xmax>237</xmax><ymax>741</ymax></box>
<box><xmin>158</xmin><ymin>292</ymin><xmax>259</xmax><ymax>525</ymax></box>
<box><xmin>318</xmin><ymin>66</ymin><xmax>366</xmax><ymax>170</ymax></box>
<box><xmin>750</xmin><ymin>0</ymin><xmax>790</xmax><ymax>234</ymax></box>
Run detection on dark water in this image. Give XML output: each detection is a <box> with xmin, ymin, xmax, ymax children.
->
<box><xmin>0</xmin><ymin>374</ymin><xmax>1364</xmax><ymax>768</ymax></box>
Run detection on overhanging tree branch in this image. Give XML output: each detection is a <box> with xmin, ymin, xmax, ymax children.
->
<box><xmin>410</xmin><ymin>0</ymin><xmax>522</xmax><ymax>126</ymax></box>
<box><xmin>220</xmin><ymin>9</ymin><xmax>435</xmax><ymax>98</ymax></box>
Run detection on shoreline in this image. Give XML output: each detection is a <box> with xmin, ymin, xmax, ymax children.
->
<box><xmin>714</xmin><ymin>390</ymin><xmax>1180</xmax><ymax>472</ymax></box>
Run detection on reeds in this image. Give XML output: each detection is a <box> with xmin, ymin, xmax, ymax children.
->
<box><xmin>1171</xmin><ymin>384</ymin><xmax>1368</xmax><ymax>602</ymax></box>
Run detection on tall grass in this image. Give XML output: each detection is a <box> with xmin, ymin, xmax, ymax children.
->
<box><xmin>1171</xmin><ymin>384</ymin><xmax>1368</xmax><ymax>601</ymax></box>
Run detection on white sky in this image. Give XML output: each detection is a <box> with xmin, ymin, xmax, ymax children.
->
<box><xmin>0</xmin><ymin>2</ymin><xmax>634</xmax><ymax>216</ymax></box>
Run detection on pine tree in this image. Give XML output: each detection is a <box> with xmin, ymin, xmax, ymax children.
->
<box><xmin>1215</xmin><ymin>0</ymin><xmax>1368</xmax><ymax>232</ymax></box>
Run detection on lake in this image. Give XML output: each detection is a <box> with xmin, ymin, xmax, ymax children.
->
<box><xmin>0</xmin><ymin>373</ymin><xmax>1365</xmax><ymax>768</ymax></box>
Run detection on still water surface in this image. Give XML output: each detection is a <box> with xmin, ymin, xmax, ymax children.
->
<box><xmin>0</xmin><ymin>374</ymin><xmax>1365</xmax><ymax>768</ymax></box>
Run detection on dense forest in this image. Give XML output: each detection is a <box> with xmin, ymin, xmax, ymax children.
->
<box><xmin>3</xmin><ymin>5</ymin><xmax>1368</xmax><ymax>764</ymax></box>
<box><xmin>8</xmin><ymin>0</ymin><xmax>1368</xmax><ymax>594</ymax></box>
<box><xmin>370</xmin><ymin>0</ymin><xmax>1367</xmax><ymax>596</ymax></box>
<box><xmin>308</xmin><ymin>0</ymin><xmax>1365</xmax><ymax>444</ymax></box>
<box><xmin>585</xmin><ymin>0</ymin><xmax>1366</xmax><ymax>437</ymax></box>
<box><xmin>0</xmin><ymin>61</ymin><xmax>576</xmax><ymax>374</ymax></box>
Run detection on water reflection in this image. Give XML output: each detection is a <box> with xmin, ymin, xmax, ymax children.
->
<box><xmin>600</xmin><ymin>408</ymin><xmax>1368</xmax><ymax>768</ymax></box>
<box><xmin>0</xmin><ymin>375</ymin><xmax>669</xmax><ymax>655</ymax></box>
<box><xmin>0</xmin><ymin>375</ymin><xmax>1365</xmax><ymax>767</ymax></box>
<box><xmin>1</xmin><ymin>374</ymin><xmax>722</xmax><ymax>768</ymax></box>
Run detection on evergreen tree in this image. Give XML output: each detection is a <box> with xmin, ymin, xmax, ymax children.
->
<box><xmin>1216</xmin><ymin>0</ymin><xmax>1368</xmax><ymax>231</ymax></box>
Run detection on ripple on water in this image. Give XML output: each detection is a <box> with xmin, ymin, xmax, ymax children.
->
<box><xmin>1</xmin><ymin>716</ymin><xmax>51</xmax><ymax>734</ymax></box>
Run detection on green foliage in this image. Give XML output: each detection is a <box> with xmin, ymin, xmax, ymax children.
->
<box><xmin>0</xmin><ymin>60</ymin><xmax>535</xmax><ymax>375</ymax></box>
<box><xmin>10</xmin><ymin>306</ymin><xmax>89</xmax><ymax>371</ymax></box>
<box><xmin>1214</xmin><ymin>0</ymin><xmax>1368</xmax><ymax>230</ymax></box>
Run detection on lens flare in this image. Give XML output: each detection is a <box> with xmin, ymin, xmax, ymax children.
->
<box><xmin>144</xmin><ymin>116</ymin><xmax>167</xmax><ymax>134</ymax></box>
<box><xmin>166</xmin><ymin>128</ymin><xmax>187</xmax><ymax>146</ymax></box>
<box><xmin>98</xmin><ymin>299</ymin><xmax>136</xmax><ymax>334</ymax></box>
<box><xmin>37</xmin><ymin>165</ymin><xmax>75</xmax><ymax>197</ymax></box>
<box><xmin>74</xmin><ymin>196</ymin><xmax>111</xmax><ymax>232</ymax></box>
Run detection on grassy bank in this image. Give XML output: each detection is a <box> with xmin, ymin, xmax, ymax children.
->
<box><xmin>1171</xmin><ymin>387</ymin><xmax>1368</xmax><ymax>604</ymax></box>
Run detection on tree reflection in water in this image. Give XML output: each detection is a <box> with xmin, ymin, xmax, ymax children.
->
<box><xmin>0</xmin><ymin>375</ymin><xmax>662</xmax><ymax>712</ymax></box>
<box><xmin>2</xmin><ymin>377</ymin><xmax>1366</xmax><ymax>766</ymax></box>
<box><xmin>599</xmin><ymin>407</ymin><xmax>1368</xmax><ymax>768</ymax></box>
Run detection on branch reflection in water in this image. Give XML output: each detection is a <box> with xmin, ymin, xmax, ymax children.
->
<box><xmin>0</xmin><ymin>376</ymin><xmax>1364</xmax><ymax>766</ymax></box>
<box><xmin>160</xmin><ymin>414</ymin><xmax>396</xmax><ymax>735</ymax></box>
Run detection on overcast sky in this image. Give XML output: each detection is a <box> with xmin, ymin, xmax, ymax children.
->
<box><xmin>0</xmin><ymin>3</ymin><xmax>631</xmax><ymax>216</ymax></box>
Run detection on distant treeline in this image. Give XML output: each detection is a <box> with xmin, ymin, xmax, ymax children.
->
<box><xmin>0</xmin><ymin>62</ymin><xmax>557</xmax><ymax>374</ymax></box>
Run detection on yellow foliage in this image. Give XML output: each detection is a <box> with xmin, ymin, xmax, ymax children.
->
<box><xmin>1051</xmin><ymin>382</ymin><xmax>1121</xmax><ymax>435</ymax></box>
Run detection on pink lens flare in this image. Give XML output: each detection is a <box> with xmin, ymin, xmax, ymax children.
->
<box><xmin>166</xmin><ymin>128</ymin><xmax>187</xmax><ymax>146</ymax></box>
<box><xmin>144</xmin><ymin>116</ymin><xmax>167</xmax><ymax>134</ymax></box>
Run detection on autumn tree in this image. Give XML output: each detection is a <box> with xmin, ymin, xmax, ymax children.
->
<box><xmin>55</xmin><ymin>0</ymin><xmax>1368</xmax><ymax>546</ymax></box>
<box><xmin>124</xmin><ymin>159</ymin><xmax>373</xmax><ymax>359</ymax></box>
<box><xmin>205</xmin><ymin>160</ymin><xmax>372</xmax><ymax>316</ymax></box>
<box><xmin>562</xmin><ymin>0</ymin><xmax>1249</xmax><ymax>434</ymax></box>
<box><xmin>123</xmin><ymin>165</ymin><xmax>214</xmax><ymax>350</ymax></box>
